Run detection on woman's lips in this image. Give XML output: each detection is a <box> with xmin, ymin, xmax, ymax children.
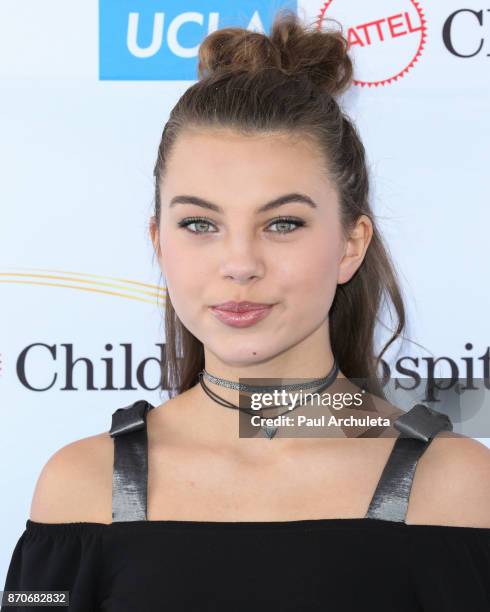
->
<box><xmin>210</xmin><ymin>305</ymin><xmax>274</xmax><ymax>328</ymax></box>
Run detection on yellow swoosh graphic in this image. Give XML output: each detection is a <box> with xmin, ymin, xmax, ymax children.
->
<box><xmin>0</xmin><ymin>268</ymin><xmax>166</xmax><ymax>305</ymax></box>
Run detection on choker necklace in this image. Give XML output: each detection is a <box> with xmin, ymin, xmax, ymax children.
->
<box><xmin>202</xmin><ymin>366</ymin><xmax>338</xmax><ymax>393</ymax></box>
<box><xmin>198</xmin><ymin>359</ymin><xmax>339</xmax><ymax>439</ymax></box>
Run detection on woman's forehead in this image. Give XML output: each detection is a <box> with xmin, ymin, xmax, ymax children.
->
<box><xmin>162</xmin><ymin>129</ymin><xmax>334</xmax><ymax>199</ymax></box>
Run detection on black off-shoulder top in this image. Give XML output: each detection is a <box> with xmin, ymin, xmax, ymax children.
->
<box><xmin>2</xmin><ymin>401</ymin><xmax>489</xmax><ymax>611</ymax></box>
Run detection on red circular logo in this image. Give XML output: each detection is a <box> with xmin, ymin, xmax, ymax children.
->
<box><xmin>315</xmin><ymin>0</ymin><xmax>427</xmax><ymax>87</ymax></box>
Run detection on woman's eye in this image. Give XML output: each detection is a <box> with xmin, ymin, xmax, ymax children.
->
<box><xmin>178</xmin><ymin>218</ymin><xmax>217</xmax><ymax>234</ymax></box>
<box><xmin>267</xmin><ymin>218</ymin><xmax>305</xmax><ymax>234</ymax></box>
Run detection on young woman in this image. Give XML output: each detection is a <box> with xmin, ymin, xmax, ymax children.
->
<box><xmin>3</xmin><ymin>10</ymin><xmax>490</xmax><ymax>612</ymax></box>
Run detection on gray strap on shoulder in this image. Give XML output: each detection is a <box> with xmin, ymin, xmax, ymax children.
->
<box><xmin>364</xmin><ymin>404</ymin><xmax>453</xmax><ymax>523</ymax></box>
<box><xmin>109</xmin><ymin>400</ymin><xmax>154</xmax><ymax>522</ymax></box>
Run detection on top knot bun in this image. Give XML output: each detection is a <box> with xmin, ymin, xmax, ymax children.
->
<box><xmin>197</xmin><ymin>9</ymin><xmax>352</xmax><ymax>97</ymax></box>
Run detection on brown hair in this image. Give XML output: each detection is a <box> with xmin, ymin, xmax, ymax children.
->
<box><xmin>152</xmin><ymin>9</ymin><xmax>407</xmax><ymax>400</ymax></box>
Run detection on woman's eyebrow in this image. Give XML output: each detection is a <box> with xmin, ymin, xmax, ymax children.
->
<box><xmin>169</xmin><ymin>193</ymin><xmax>318</xmax><ymax>214</ymax></box>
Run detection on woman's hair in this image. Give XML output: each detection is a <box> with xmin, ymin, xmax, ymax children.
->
<box><xmin>152</xmin><ymin>9</ymin><xmax>407</xmax><ymax>400</ymax></box>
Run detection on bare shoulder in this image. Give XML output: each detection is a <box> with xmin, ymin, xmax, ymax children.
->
<box><xmin>29</xmin><ymin>431</ymin><xmax>114</xmax><ymax>525</ymax></box>
<box><xmin>407</xmin><ymin>431</ymin><xmax>490</xmax><ymax>528</ymax></box>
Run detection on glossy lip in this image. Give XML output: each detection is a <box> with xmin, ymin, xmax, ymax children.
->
<box><xmin>210</xmin><ymin>304</ymin><xmax>274</xmax><ymax>328</ymax></box>
<box><xmin>211</xmin><ymin>300</ymin><xmax>273</xmax><ymax>312</ymax></box>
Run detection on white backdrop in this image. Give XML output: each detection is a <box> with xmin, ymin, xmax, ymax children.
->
<box><xmin>1</xmin><ymin>0</ymin><xmax>489</xmax><ymax>585</ymax></box>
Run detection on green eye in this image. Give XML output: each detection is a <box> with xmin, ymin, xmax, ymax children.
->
<box><xmin>267</xmin><ymin>217</ymin><xmax>305</xmax><ymax>233</ymax></box>
<box><xmin>177</xmin><ymin>217</ymin><xmax>217</xmax><ymax>234</ymax></box>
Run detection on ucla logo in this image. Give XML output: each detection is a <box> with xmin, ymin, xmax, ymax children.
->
<box><xmin>99</xmin><ymin>0</ymin><xmax>297</xmax><ymax>80</ymax></box>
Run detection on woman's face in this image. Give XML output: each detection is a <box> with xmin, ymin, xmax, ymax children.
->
<box><xmin>151</xmin><ymin>128</ymin><xmax>367</xmax><ymax>367</ymax></box>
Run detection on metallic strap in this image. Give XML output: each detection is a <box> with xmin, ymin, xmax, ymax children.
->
<box><xmin>109</xmin><ymin>400</ymin><xmax>155</xmax><ymax>522</ymax></box>
<box><xmin>364</xmin><ymin>404</ymin><xmax>453</xmax><ymax>522</ymax></box>
<box><xmin>108</xmin><ymin>400</ymin><xmax>453</xmax><ymax>524</ymax></box>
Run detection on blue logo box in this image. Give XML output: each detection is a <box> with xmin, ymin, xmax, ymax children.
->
<box><xmin>99</xmin><ymin>0</ymin><xmax>298</xmax><ymax>81</ymax></box>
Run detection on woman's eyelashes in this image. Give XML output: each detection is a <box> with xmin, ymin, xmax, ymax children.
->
<box><xmin>177</xmin><ymin>216</ymin><xmax>306</xmax><ymax>235</ymax></box>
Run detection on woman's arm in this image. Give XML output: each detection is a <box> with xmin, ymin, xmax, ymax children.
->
<box><xmin>29</xmin><ymin>433</ymin><xmax>113</xmax><ymax>525</ymax></box>
<box><xmin>405</xmin><ymin>432</ymin><xmax>490</xmax><ymax>527</ymax></box>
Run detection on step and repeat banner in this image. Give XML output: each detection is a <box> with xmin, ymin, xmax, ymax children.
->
<box><xmin>1</xmin><ymin>0</ymin><xmax>489</xmax><ymax>581</ymax></box>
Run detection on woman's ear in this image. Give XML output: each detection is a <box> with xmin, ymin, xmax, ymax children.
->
<box><xmin>337</xmin><ymin>215</ymin><xmax>373</xmax><ymax>285</ymax></box>
<box><xmin>149</xmin><ymin>215</ymin><xmax>164</xmax><ymax>271</ymax></box>
<box><xmin>148</xmin><ymin>216</ymin><xmax>158</xmax><ymax>252</ymax></box>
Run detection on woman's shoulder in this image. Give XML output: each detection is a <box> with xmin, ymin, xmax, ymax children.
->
<box><xmin>364</xmin><ymin>392</ymin><xmax>490</xmax><ymax>527</ymax></box>
<box><xmin>29</xmin><ymin>431</ymin><xmax>114</xmax><ymax>525</ymax></box>
<box><xmin>27</xmin><ymin>394</ymin><xmax>196</xmax><ymax>526</ymax></box>
<box><xmin>406</xmin><ymin>429</ymin><xmax>490</xmax><ymax>527</ymax></box>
